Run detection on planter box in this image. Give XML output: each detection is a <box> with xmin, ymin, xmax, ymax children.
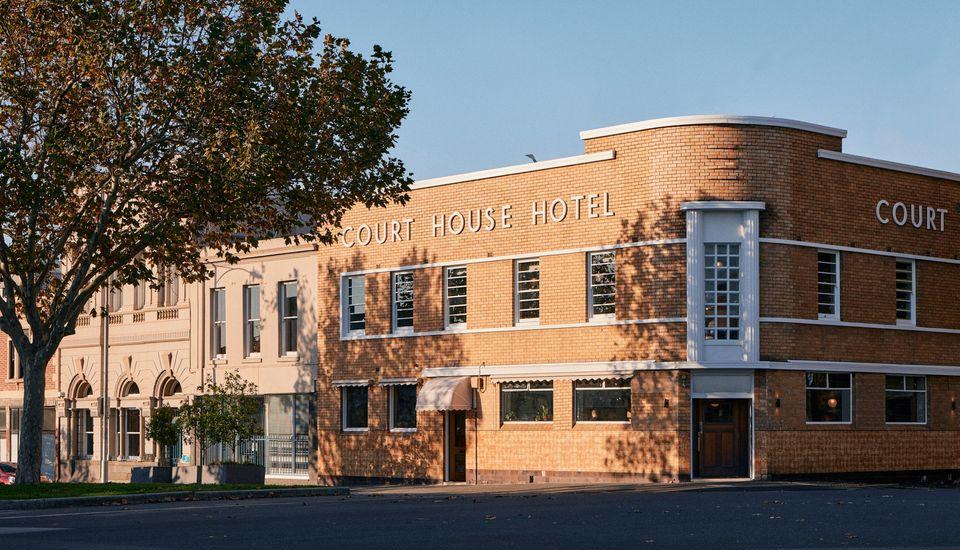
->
<box><xmin>172</xmin><ymin>464</ymin><xmax>265</xmax><ymax>485</ymax></box>
<box><xmin>130</xmin><ymin>466</ymin><xmax>172</xmax><ymax>483</ymax></box>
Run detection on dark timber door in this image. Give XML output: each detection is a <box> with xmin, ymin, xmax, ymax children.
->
<box><xmin>446</xmin><ymin>411</ymin><xmax>467</xmax><ymax>482</ymax></box>
<box><xmin>695</xmin><ymin>399</ymin><xmax>749</xmax><ymax>478</ymax></box>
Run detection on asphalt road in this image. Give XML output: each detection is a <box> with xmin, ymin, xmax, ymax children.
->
<box><xmin>1</xmin><ymin>482</ymin><xmax>958</xmax><ymax>549</ymax></box>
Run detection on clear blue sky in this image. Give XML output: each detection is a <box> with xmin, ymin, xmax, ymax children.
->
<box><xmin>295</xmin><ymin>0</ymin><xmax>960</xmax><ymax>180</ymax></box>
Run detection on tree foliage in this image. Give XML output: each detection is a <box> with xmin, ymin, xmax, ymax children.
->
<box><xmin>0</xmin><ymin>0</ymin><xmax>411</xmax><ymax>483</ymax></box>
<box><xmin>144</xmin><ymin>405</ymin><xmax>180</xmax><ymax>467</ymax></box>
<box><xmin>175</xmin><ymin>371</ymin><xmax>261</xmax><ymax>463</ymax></box>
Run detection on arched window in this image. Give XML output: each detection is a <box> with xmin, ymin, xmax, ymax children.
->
<box><xmin>74</xmin><ymin>380</ymin><xmax>93</xmax><ymax>399</ymax></box>
<box><xmin>159</xmin><ymin>377</ymin><xmax>182</xmax><ymax>398</ymax></box>
<box><xmin>121</xmin><ymin>381</ymin><xmax>140</xmax><ymax>397</ymax></box>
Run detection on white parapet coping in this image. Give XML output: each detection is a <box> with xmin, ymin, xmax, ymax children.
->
<box><xmin>410</xmin><ymin>150</ymin><xmax>616</xmax><ymax>190</ymax></box>
<box><xmin>579</xmin><ymin>114</ymin><xmax>848</xmax><ymax>140</ymax></box>
<box><xmin>817</xmin><ymin>149</ymin><xmax>960</xmax><ymax>183</ymax></box>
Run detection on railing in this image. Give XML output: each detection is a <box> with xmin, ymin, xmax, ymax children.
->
<box><xmin>76</xmin><ymin>316</ymin><xmax>91</xmax><ymax>327</ymax></box>
<box><xmin>156</xmin><ymin>308</ymin><xmax>179</xmax><ymax>320</ymax></box>
<box><xmin>205</xmin><ymin>435</ymin><xmax>310</xmax><ymax>477</ymax></box>
<box><xmin>108</xmin><ymin>313</ymin><xmax>123</xmax><ymax>325</ymax></box>
<box><xmin>132</xmin><ymin>312</ymin><xmax>145</xmax><ymax>323</ymax></box>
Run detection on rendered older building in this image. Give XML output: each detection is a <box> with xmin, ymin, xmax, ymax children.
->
<box><xmin>319</xmin><ymin>115</ymin><xmax>960</xmax><ymax>483</ymax></box>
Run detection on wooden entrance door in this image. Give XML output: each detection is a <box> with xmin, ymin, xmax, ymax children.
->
<box><xmin>695</xmin><ymin>399</ymin><xmax>749</xmax><ymax>478</ymax></box>
<box><xmin>445</xmin><ymin>411</ymin><xmax>467</xmax><ymax>482</ymax></box>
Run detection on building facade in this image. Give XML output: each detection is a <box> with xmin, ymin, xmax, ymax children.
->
<box><xmin>318</xmin><ymin>115</ymin><xmax>960</xmax><ymax>483</ymax></box>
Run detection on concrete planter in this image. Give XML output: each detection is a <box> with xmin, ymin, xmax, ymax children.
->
<box><xmin>172</xmin><ymin>464</ymin><xmax>265</xmax><ymax>485</ymax></box>
<box><xmin>130</xmin><ymin>466</ymin><xmax>172</xmax><ymax>483</ymax></box>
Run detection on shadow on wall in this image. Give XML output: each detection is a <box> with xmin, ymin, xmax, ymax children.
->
<box><xmin>316</xmin><ymin>247</ymin><xmax>465</xmax><ymax>483</ymax></box>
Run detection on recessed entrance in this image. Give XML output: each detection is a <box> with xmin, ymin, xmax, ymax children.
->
<box><xmin>693</xmin><ymin>399</ymin><xmax>750</xmax><ymax>478</ymax></box>
<box><xmin>444</xmin><ymin>411</ymin><xmax>467</xmax><ymax>482</ymax></box>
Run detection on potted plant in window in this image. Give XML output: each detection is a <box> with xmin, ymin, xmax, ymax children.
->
<box><xmin>131</xmin><ymin>405</ymin><xmax>180</xmax><ymax>482</ymax></box>
<box><xmin>173</xmin><ymin>372</ymin><xmax>264</xmax><ymax>484</ymax></box>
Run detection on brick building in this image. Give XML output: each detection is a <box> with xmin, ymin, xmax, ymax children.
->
<box><xmin>318</xmin><ymin>115</ymin><xmax>960</xmax><ymax>483</ymax></box>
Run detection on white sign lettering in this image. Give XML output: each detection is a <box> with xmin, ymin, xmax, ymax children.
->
<box><xmin>875</xmin><ymin>199</ymin><xmax>947</xmax><ymax>232</ymax></box>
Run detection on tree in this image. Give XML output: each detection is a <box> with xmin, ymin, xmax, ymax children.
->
<box><xmin>176</xmin><ymin>372</ymin><xmax>261</xmax><ymax>466</ymax></box>
<box><xmin>145</xmin><ymin>405</ymin><xmax>180</xmax><ymax>467</ymax></box>
<box><xmin>0</xmin><ymin>1</ymin><xmax>411</xmax><ymax>483</ymax></box>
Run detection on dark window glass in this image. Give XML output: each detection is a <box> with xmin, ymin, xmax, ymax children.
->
<box><xmin>280</xmin><ymin>282</ymin><xmax>298</xmax><ymax>354</ymax></box>
<box><xmin>343</xmin><ymin>386</ymin><xmax>368</xmax><ymax>429</ymax></box>
<box><xmin>446</xmin><ymin>267</ymin><xmax>468</xmax><ymax>326</ymax></box>
<box><xmin>124</xmin><ymin>408</ymin><xmax>141</xmax><ymax>458</ymax></box>
<box><xmin>885</xmin><ymin>375</ymin><xmax>926</xmax><ymax>423</ymax></box>
<box><xmin>393</xmin><ymin>272</ymin><xmax>414</xmax><ymax>330</ymax></box>
<box><xmin>575</xmin><ymin>379</ymin><xmax>630</xmax><ymax>422</ymax></box>
<box><xmin>391</xmin><ymin>385</ymin><xmax>418</xmax><ymax>430</ymax></box>
<box><xmin>806</xmin><ymin>372</ymin><xmax>852</xmax><ymax>423</ymax></box>
<box><xmin>501</xmin><ymin>381</ymin><xmax>553</xmax><ymax>422</ymax></box>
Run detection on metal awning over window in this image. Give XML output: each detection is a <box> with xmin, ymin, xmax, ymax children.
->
<box><xmin>416</xmin><ymin>377</ymin><xmax>473</xmax><ymax>411</ymax></box>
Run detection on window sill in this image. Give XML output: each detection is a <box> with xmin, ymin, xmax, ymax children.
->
<box><xmin>278</xmin><ymin>354</ymin><xmax>299</xmax><ymax>363</ymax></box>
<box><xmin>805</xmin><ymin>421</ymin><xmax>852</xmax><ymax>426</ymax></box>
<box><xmin>342</xmin><ymin>427</ymin><xmax>369</xmax><ymax>433</ymax></box>
<box><xmin>514</xmin><ymin>320</ymin><xmax>540</xmax><ymax>327</ymax></box>
<box><xmin>588</xmin><ymin>315</ymin><xmax>617</xmax><ymax>323</ymax></box>
<box><xmin>818</xmin><ymin>314</ymin><xmax>839</xmax><ymax>321</ymax></box>
<box><xmin>444</xmin><ymin>324</ymin><xmax>468</xmax><ymax>332</ymax></box>
<box><xmin>896</xmin><ymin>320</ymin><xmax>917</xmax><ymax>327</ymax></box>
<box><xmin>242</xmin><ymin>356</ymin><xmax>263</xmax><ymax>364</ymax></box>
<box><xmin>886</xmin><ymin>422</ymin><xmax>927</xmax><ymax>426</ymax></box>
<box><xmin>389</xmin><ymin>428</ymin><xmax>418</xmax><ymax>434</ymax></box>
<box><xmin>211</xmin><ymin>358</ymin><xmax>228</xmax><ymax>365</ymax></box>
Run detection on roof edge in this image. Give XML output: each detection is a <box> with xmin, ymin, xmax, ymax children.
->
<box><xmin>579</xmin><ymin>115</ymin><xmax>848</xmax><ymax>140</ymax></box>
<box><xmin>411</xmin><ymin>150</ymin><xmax>615</xmax><ymax>190</ymax></box>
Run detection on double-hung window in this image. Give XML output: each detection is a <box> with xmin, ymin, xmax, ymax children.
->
<box><xmin>445</xmin><ymin>267</ymin><xmax>468</xmax><ymax>329</ymax></box>
<box><xmin>108</xmin><ymin>277</ymin><xmax>123</xmax><ymax>312</ymax></box>
<box><xmin>515</xmin><ymin>259</ymin><xmax>541</xmax><ymax>324</ymax></box>
<box><xmin>133</xmin><ymin>282</ymin><xmax>146</xmax><ymax>311</ymax></box>
<box><xmin>344</xmin><ymin>276</ymin><xmax>366</xmax><ymax>335</ymax></box>
<box><xmin>389</xmin><ymin>384</ymin><xmax>418</xmax><ymax>431</ymax></box>
<box><xmin>886</xmin><ymin>375</ymin><xmax>926</xmax><ymax>424</ymax></box>
<box><xmin>817</xmin><ymin>251</ymin><xmax>840</xmax><ymax>319</ymax></box>
<box><xmin>806</xmin><ymin>372</ymin><xmax>852</xmax><ymax>423</ymax></box>
<box><xmin>77</xmin><ymin>409</ymin><xmax>94</xmax><ymax>458</ymax></box>
<box><xmin>7</xmin><ymin>340</ymin><xmax>20</xmax><ymax>380</ymax></box>
<box><xmin>158</xmin><ymin>268</ymin><xmax>179</xmax><ymax>307</ymax></box>
<box><xmin>588</xmin><ymin>252</ymin><xmax>616</xmax><ymax>320</ymax></box>
<box><xmin>279</xmin><ymin>281</ymin><xmax>298</xmax><ymax>355</ymax></box>
<box><xmin>704</xmin><ymin>243</ymin><xmax>740</xmax><ymax>341</ymax></box>
<box><xmin>211</xmin><ymin>288</ymin><xmax>226</xmax><ymax>358</ymax></box>
<box><xmin>122</xmin><ymin>408</ymin><xmax>141</xmax><ymax>459</ymax></box>
<box><xmin>244</xmin><ymin>285</ymin><xmax>261</xmax><ymax>357</ymax></box>
<box><xmin>392</xmin><ymin>272</ymin><xmax>414</xmax><ymax>333</ymax></box>
<box><xmin>575</xmin><ymin>379</ymin><xmax>631</xmax><ymax>422</ymax></box>
<box><xmin>342</xmin><ymin>386</ymin><xmax>369</xmax><ymax>431</ymax></box>
<box><xmin>500</xmin><ymin>381</ymin><xmax>553</xmax><ymax>422</ymax></box>
<box><xmin>895</xmin><ymin>259</ymin><xmax>915</xmax><ymax>325</ymax></box>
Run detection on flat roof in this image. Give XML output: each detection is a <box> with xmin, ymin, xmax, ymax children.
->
<box><xmin>579</xmin><ymin>114</ymin><xmax>848</xmax><ymax>140</ymax></box>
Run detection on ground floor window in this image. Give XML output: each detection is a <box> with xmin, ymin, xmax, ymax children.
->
<box><xmin>77</xmin><ymin>409</ymin><xmax>94</xmax><ymax>458</ymax></box>
<box><xmin>0</xmin><ymin>408</ymin><xmax>6</xmax><ymax>462</ymax></box>
<box><xmin>501</xmin><ymin>381</ymin><xmax>553</xmax><ymax>422</ymax></box>
<box><xmin>389</xmin><ymin>385</ymin><xmax>417</xmax><ymax>431</ymax></box>
<box><xmin>575</xmin><ymin>379</ymin><xmax>631</xmax><ymax>422</ymax></box>
<box><xmin>886</xmin><ymin>375</ymin><xmax>926</xmax><ymax>424</ymax></box>
<box><xmin>123</xmin><ymin>408</ymin><xmax>141</xmax><ymax>459</ymax></box>
<box><xmin>342</xmin><ymin>386</ymin><xmax>369</xmax><ymax>430</ymax></box>
<box><xmin>806</xmin><ymin>372</ymin><xmax>852</xmax><ymax>423</ymax></box>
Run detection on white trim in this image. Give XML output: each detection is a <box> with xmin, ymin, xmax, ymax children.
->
<box><xmin>514</xmin><ymin>258</ymin><xmax>541</xmax><ymax>326</ymax></box>
<box><xmin>580</xmin><ymin>115</ymin><xmax>848</xmax><ymax>140</ymax></box>
<box><xmin>760</xmin><ymin>237</ymin><xmax>960</xmax><ymax>266</ymax></box>
<box><xmin>391</xmin><ymin>270</ymin><xmax>415</xmax><ymax>334</ymax></box>
<box><xmin>817</xmin><ymin>149</ymin><xmax>960</xmax><ymax>183</ymax></box>
<box><xmin>895</xmin><ymin>258</ymin><xmax>916</xmax><ymax>326</ymax></box>
<box><xmin>816</xmin><ymin>249</ymin><xmax>841</xmax><ymax>320</ymax></box>
<box><xmin>690</xmin><ymin>392</ymin><xmax>754</xmax><ymax>399</ymax></box>
<box><xmin>331</xmin><ymin>379</ymin><xmax>371</xmax><ymax>387</ymax></box>
<box><xmin>587</xmin><ymin>250</ymin><xmax>617</xmax><ymax>321</ymax></box>
<box><xmin>760</xmin><ymin>316</ymin><xmax>960</xmax><ymax>335</ymax></box>
<box><xmin>685</xmin><ymin>210</ymin><xmax>704</xmax><ymax>362</ymax></box>
<box><xmin>342</xmin><ymin>317</ymin><xmax>686</xmax><ymax>341</ymax></box>
<box><xmin>341</xmin><ymin>238</ymin><xmax>687</xmax><ymax>277</ymax></box>
<box><xmin>444</xmin><ymin>265</ymin><xmax>468</xmax><ymax>330</ymax></box>
<box><xmin>786</xmin><ymin>360</ymin><xmax>960</xmax><ymax>377</ymax></box>
<box><xmin>411</xmin><ymin>150</ymin><xmax>616</xmax><ymax>190</ymax></box>
<box><xmin>680</xmin><ymin>201</ymin><xmax>766</xmax><ymax>211</ymax></box>
<box><xmin>742</xmin><ymin>210</ymin><xmax>761</xmax><ymax>362</ymax></box>
<box><xmin>379</xmin><ymin>377</ymin><xmax>418</xmax><ymax>386</ymax></box>
<box><xmin>388</xmin><ymin>384</ymin><xmax>418</xmax><ymax>433</ymax></box>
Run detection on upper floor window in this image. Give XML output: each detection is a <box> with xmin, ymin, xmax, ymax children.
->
<box><xmin>244</xmin><ymin>285</ymin><xmax>261</xmax><ymax>357</ymax></box>
<box><xmin>806</xmin><ymin>372</ymin><xmax>851</xmax><ymax>423</ymax></box>
<box><xmin>501</xmin><ymin>381</ymin><xmax>553</xmax><ymax>422</ymax></box>
<box><xmin>211</xmin><ymin>287</ymin><xmax>226</xmax><ymax>358</ymax></box>
<box><xmin>158</xmin><ymin>268</ymin><xmax>179</xmax><ymax>307</ymax></box>
<box><xmin>7</xmin><ymin>340</ymin><xmax>21</xmax><ymax>380</ymax></box>
<box><xmin>344</xmin><ymin>276</ymin><xmax>366</xmax><ymax>334</ymax></box>
<box><xmin>895</xmin><ymin>259</ymin><xmax>915</xmax><ymax>324</ymax></box>
<box><xmin>588</xmin><ymin>252</ymin><xmax>616</xmax><ymax>320</ymax></box>
<box><xmin>108</xmin><ymin>277</ymin><xmax>123</xmax><ymax>312</ymax></box>
<box><xmin>392</xmin><ymin>272</ymin><xmax>414</xmax><ymax>333</ymax></box>
<box><xmin>886</xmin><ymin>375</ymin><xmax>926</xmax><ymax>424</ymax></box>
<box><xmin>817</xmin><ymin>251</ymin><xmax>840</xmax><ymax>319</ymax></box>
<box><xmin>445</xmin><ymin>266</ymin><xmax>467</xmax><ymax>329</ymax></box>
<box><xmin>704</xmin><ymin>243</ymin><xmax>740</xmax><ymax>341</ymax></box>
<box><xmin>133</xmin><ymin>282</ymin><xmax>146</xmax><ymax>311</ymax></box>
<box><xmin>279</xmin><ymin>281</ymin><xmax>298</xmax><ymax>355</ymax></box>
<box><xmin>515</xmin><ymin>259</ymin><xmax>540</xmax><ymax>324</ymax></box>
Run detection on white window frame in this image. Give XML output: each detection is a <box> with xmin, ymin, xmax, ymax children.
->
<box><xmin>817</xmin><ymin>250</ymin><xmax>840</xmax><ymax>320</ymax></box>
<box><xmin>343</xmin><ymin>275</ymin><xmax>366</xmax><ymax>336</ymax></box>
<box><xmin>514</xmin><ymin>259</ymin><xmax>541</xmax><ymax>325</ymax></box>
<box><xmin>573</xmin><ymin>378</ymin><xmax>631</xmax><ymax>424</ymax></box>
<box><xmin>588</xmin><ymin>251</ymin><xmax>617</xmax><ymax>321</ymax></box>
<box><xmin>500</xmin><ymin>381</ymin><xmax>554</xmax><ymax>423</ymax></box>
<box><xmin>895</xmin><ymin>259</ymin><xmax>916</xmax><ymax>326</ymax></box>
<box><xmin>279</xmin><ymin>281</ymin><xmax>298</xmax><ymax>356</ymax></box>
<box><xmin>243</xmin><ymin>285</ymin><xmax>261</xmax><ymax>358</ymax></box>
<box><xmin>388</xmin><ymin>384</ymin><xmax>418</xmax><ymax>433</ymax></box>
<box><xmin>805</xmin><ymin>372</ymin><xmax>853</xmax><ymax>425</ymax></box>
<box><xmin>211</xmin><ymin>287</ymin><xmax>227</xmax><ymax>359</ymax></box>
<box><xmin>391</xmin><ymin>271</ymin><xmax>414</xmax><ymax>334</ymax></box>
<box><xmin>444</xmin><ymin>266</ymin><xmax>468</xmax><ymax>330</ymax></box>
<box><xmin>704</xmin><ymin>243</ymin><xmax>741</xmax><ymax>343</ymax></box>
<box><xmin>121</xmin><ymin>408</ymin><xmax>141</xmax><ymax>461</ymax></box>
<box><xmin>77</xmin><ymin>409</ymin><xmax>94</xmax><ymax>458</ymax></box>
<box><xmin>341</xmin><ymin>386</ymin><xmax>369</xmax><ymax>432</ymax></box>
<box><xmin>885</xmin><ymin>375</ymin><xmax>927</xmax><ymax>425</ymax></box>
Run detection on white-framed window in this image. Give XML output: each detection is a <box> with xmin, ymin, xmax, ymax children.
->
<box><xmin>704</xmin><ymin>243</ymin><xmax>740</xmax><ymax>341</ymax></box>
<box><xmin>211</xmin><ymin>287</ymin><xmax>226</xmax><ymax>358</ymax></box>
<box><xmin>575</xmin><ymin>378</ymin><xmax>631</xmax><ymax>422</ymax></box>
<box><xmin>886</xmin><ymin>375</ymin><xmax>926</xmax><ymax>424</ymax></box>
<box><xmin>342</xmin><ymin>386</ymin><xmax>369</xmax><ymax>431</ymax></box>
<box><xmin>7</xmin><ymin>340</ymin><xmax>20</xmax><ymax>380</ymax></box>
<box><xmin>500</xmin><ymin>381</ymin><xmax>553</xmax><ymax>422</ymax></box>
<box><xmin>805</xmin><ymin>372</ymin><xmax>852</xmax><ymax>423</ymax></box>
<box><xmin>817</xmin><ymin>250</ymin><xmax>840</xmax><ymax>319</ymax></box>
<box><xmin>243</xmin><ymin>285</ymin><xmax>261</xmax><ymax>357</ymax></box>
<box><xmin>392</xmin><ymin>271</ymin><xmax>414</xmax><ymax>333</ymax></box>
<box><xmin>515</xmin><ymin>259</ymin><xmax>541</xmax><ymax>324</ymax></box>
<box><xmin>279</xmin><ymin>281</ymin><xmax>298</xmax><ymax>355</ymax></box>
<box><xmin>344</xmin><ymin>275</ymin><xmax>366</xmax><ymax>335</ymax></box>
<box><xmin>77</xmin><ymin>409</ymin><xmax>94</xmax><ymax>458</ymax></box>
<box><xmin>158</xmin><ymin>268</ymin><xmax>179</xmax><ymax>307</ymax></box>
<box><xmin>895</xmin><ymin>259</ymin><xmax>915</xmax><ymax>325</ymax></box>
<box><xmin>122</xmin><ymin>408</ymin><xmax>141</xmax><ymax>460</ymax></box>
<box><xmin>588</xmin><ymin>251</ymin><xmax>616</xmax><ymax>320</ymax></box>
<box><xmin>389</xmin><ymin>384</ymin><xmax>418</xmax><ymax>432</ymax></box>
<box><xmin>444</xmin><ymin>266</ymin><xmax>468</xmax><ymax>329</ymax></box>
<box><xmin>133</xmin><ymin>282</ymin><xmax>146</xmax><ymax>311</ymax></box>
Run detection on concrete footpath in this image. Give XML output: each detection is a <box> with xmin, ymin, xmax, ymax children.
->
<box><xmin>0</xmin><ymin>486</ymin><xmax>348</xmax><ymax>511</ymax></box>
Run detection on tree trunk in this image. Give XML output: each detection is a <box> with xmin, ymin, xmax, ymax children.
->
<box><xmin>15</xmin><ymin>350</ymin><xmax>52</xmax><ymax>485</ymax></box>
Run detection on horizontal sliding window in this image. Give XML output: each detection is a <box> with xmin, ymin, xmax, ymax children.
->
<box><xmin>501</xmin><ymin>381</ymin><xmax>552</xmax><ymax>422</ymax></box>
<box><xmin>806</xmin><ymin>372</ymin><xmax>851</xmax><ymax>423</ymax></box>
<box><xmin>885</xmin><ymin>375</ymin><xmax>926</xmax><ymax>424</ymax></box>
<box><xmin>575</xmin><ymin>379</ymin><xmax>631</xmax><ymax>422</ymax></box>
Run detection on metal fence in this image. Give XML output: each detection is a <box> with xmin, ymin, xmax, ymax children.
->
<box><xmin>205</xmin><ymin>435</ymin><xmax>310</xmax><ymax>477</ymax></box>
